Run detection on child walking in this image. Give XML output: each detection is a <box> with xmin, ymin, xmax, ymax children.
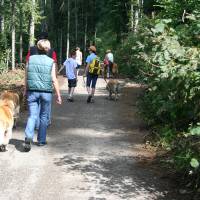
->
<box><xmin>63</xmin><ymin>50</ymin><xmax>77</xmax><ymax>102</ymax></box>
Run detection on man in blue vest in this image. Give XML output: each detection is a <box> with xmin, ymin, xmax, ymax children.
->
<box><xmin>24</xmin><ymin>39</ymin><xmax>62</xmax><ymax>152</ymax></box>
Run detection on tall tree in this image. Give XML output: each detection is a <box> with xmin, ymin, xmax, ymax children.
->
<box><xmin>0</xmin><ymin>0</ymin><xmax>4</xmax><ymax>33</ymax></box>
<box><xmin>11</xmin><ymin>0</ymin><xmax>16</xmax><ymax>70</ymax></box>
<box><xmin>29</xmin><ymin>0</ymin><xmax>35</xmax><ymax>46</ymax></box>
<box><xmin>66</xmin><ymin>0</ymin><xmax>70</xmax><ymax>58</ymax></box>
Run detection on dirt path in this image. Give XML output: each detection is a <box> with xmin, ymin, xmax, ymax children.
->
<box><xmin>0</xmin><ymin>75</ymin><xmax>184</xmax><ymax>200</ymax></box>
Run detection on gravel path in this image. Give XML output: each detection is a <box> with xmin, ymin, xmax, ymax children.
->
<box><xmin>0</xmin><ymin>75</ymin><xmax>184</xmax><ymax>200</ymax></box>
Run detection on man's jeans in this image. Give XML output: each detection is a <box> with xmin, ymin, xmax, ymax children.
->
<box><xmin>25</xmin><ymin>91</ymin><xmax>52</xmax><ymax>143</ymax></box>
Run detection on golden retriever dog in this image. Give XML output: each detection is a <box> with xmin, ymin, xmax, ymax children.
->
<box><xmin>106</xmin><ymin>79</ymin><xmax>120</xmax><ymax>101</ymax></box>
<box><xmin>0</xmin><ymin>90</ymin><xmax>20</xmax><ymax>128</ymax></box>
<box><xmin>0</xmin><ymin>99</ymin><xmax>15</xmax><ymax>152</ymax></box>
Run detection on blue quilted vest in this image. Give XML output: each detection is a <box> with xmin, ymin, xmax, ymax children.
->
<box><xmin>27</xmin><ymin>55</ymin><xmax>54</xmax><ymax>92</ymax></box>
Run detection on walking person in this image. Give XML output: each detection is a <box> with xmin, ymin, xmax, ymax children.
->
<box><xmin>63</xmin><ymin>50</ymin><xmax>78</xmax><ymax>102</ymax></box>
<box><xmin>26</xmin><ymin>32</ymin><xmax>58</xmax><ymax>129</ymax></box>
<box><xmin>85</xmin><ymin>45</ymin><xmax>101</xmax><ymax>103</ymax></box>
<box><xmin>24</xmin><ymin>39</ymin><xmax>62</xmax><ymax>152</ymax></box>
<box><xmin>105</xmin><ymin>49</ymin><xmax>114</xmax><ymax>78</ymax></box>
<box><xmin>75</xmin><ymin>47</ymin><xmax>82</xmax><ymax>76</ymax></box>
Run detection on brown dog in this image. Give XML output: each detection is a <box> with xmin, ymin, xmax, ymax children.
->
<box><xmin>106</xmin><ymin>79</ymin><xmax>120</xmax><ymax>101</ymax></box>
<box><xmin>0</xmin><ymin>99</ymin><xmax>15</xmax><ymax>152</ymax></box>
<box><xmin>112</xmin><ymin>63</ymin><xmax>118</xmax><ymax>76</ymax></box>
<box><xmin>0</xmin><ymin>90</ymin><xmax>20</xmax><ymax>128</ymax></box>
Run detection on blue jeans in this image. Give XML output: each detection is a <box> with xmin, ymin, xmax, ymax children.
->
<box><xmin>25</xmin><ymin>91</ymin><xmax>52</xmax><ymax>143</ymax></box>
<box><xmin>36</xmin><ymin>101</ymin><xmax>52</xmax><ymax>129</ymax></box>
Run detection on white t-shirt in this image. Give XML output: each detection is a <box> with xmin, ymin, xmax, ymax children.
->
<box><xmin>76</xmin><ymin>50</ymin><xmax>82</xmax><ymax>66</ymax></box>
<box><xmin>63</xmin><ymin>58</ymin><xmax>77</xmax><ymax>79</ymax></box>
<box><xmin>107</xmin><ymin>52</ymin><xmax>114</xmax><ymax>63</ymax></box>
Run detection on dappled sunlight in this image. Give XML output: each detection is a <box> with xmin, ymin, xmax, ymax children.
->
<box><xmin>58</xmin><ymin>128</ymin><xmax>116</xmax><ymax>138</ymax></box>
<box><xmin>54</xmin><ymin>154</ymin><xmax>171</xmax><ymax>200</ymax></box>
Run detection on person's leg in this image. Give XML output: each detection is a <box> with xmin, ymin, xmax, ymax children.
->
<box><xmin>68</xmin><ymin>79</ymin><xmax>71</xmax><ymax>94</ymax></box>
<box><xmin>47</xmin><ymin>102</ymin><xmax>52</xmax><ymax>126</ymax></box>
<box><xmin>86</xmin><ymin>73</ymin><xmax>92</xmax><ymax>102</ymax></box>
<box><xmin>76</xmin><ymin>65</ymin><xmax>80</xmax><ymax>77</ymax></box>
<box><xmin>25</xmin><ymin>92</ymin><xmax>39</xmax><ymax>141</ymax></box>
<box><xmin>110</xmin><ymin>62</ymin><xmax>113</xmax><ymax>77</ymax></box>
<box><xmin>67</xmin><ymin>80</ymin><xmax>72</xmax><ymax>101</ymax></box>
<box><xmin>107</xmin><ymin>64</ymin><xmax>110</xmax><ymax>78</ymax></box>
<box><xmin>68</xmin><ymin>87</ymin><xmax>71</xmax><ymax>96</ymax></box>
<box><xmin>24</xmin><ymin>92</ymin><xmax>39</xmax><ymax>152</ymax></box>
<box><xmin>86</xmin><ymin>74</ymin><xmax>92</xmax><ymax>92</ymax></box>
<box><xmin>37</xmin><ymin>92</ymin><xmax>52</xmax><ymax>145</ymax></box>
<box><xmin>69</xmin><ymin>79</ymin><xmax>77</xmax><ymax>98</ymax></box>
<box><xmin>70</xmin><ymin>87</ymin><xmax>75</xmax><ymax>97</ymax></box>
<box><xmin>35</xmin><ymin>101</ymin><xmax>41</xmax><ymax>130</ymax></box>
<box><xmin>90</xmin><ymin>75</ymin><xmax>98</xmax><ymax>102</ymax></box>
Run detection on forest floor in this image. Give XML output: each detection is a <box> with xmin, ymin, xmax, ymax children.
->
<box><xmin>0</xmin><ymin>71</ymin><xmax>191</xmax><ymax>200</ymax></box>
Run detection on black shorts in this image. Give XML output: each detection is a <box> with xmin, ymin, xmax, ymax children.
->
<box><xmin>68</xmin><ymin>79</ymin><xmax>77</xmax><ymax>88</ymax></box>
<box><xmin>86</xmin><ymin>73</ymin><xmax>98</xmax><ymax>88</ymax></box>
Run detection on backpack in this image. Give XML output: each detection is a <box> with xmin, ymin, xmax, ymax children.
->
<box><xmin>89</xmin><ymin>57</ymin><xmax>101</xmax><ymax>75</ymax></box>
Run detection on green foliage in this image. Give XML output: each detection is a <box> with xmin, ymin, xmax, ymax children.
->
<box><xmin>132</xmin><ymin>12</ymin><xmax>200</xmax><ymax>189</ymax></box>
<box><xmin>109</xmin><ymin>0</ymin><xmax>200</xmax><ymax>187</ymax></box>
<box><xmin>0</xmin><ymin>49</ymin><xmax>10</xmax><ymax>73</ymax></box>
<box><xmin>114</xmin><ymin>18</ymin><xmax>155</xmax><ymax>80</ymax></box>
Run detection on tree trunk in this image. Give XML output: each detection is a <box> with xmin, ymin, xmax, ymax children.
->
<box><xmin>130</xmin><ymin>1</ymin><xmax>134</xmax><ymax>31</ymax></box>
<box><xmin>0</xmin><ymin>0</ymin><xmax>4</xmax><ymax>33</ymax></box>
<box><xmin>11</xmin><ymin>0</ymin><xmax>16</xmax><ymax>70</ymax></box>
<box><xmin>66</xmin><ymin>0</ymin><xmax>70</xmax><ymax>59</ymax></box>
<box><xmin>29</xmin><ymin>0</ymin><xmax>35</xmax><ymax>46</ymax></box>
<box><xmin>75</xmin><ymin>0</ymin><xmax>78</xmax><ymax>46</ymax></box>
<box><xmin>134</xmin><ymin>0</ymin><xmax>140</xmax><ymax>33</ymax></box>
<box><xmin>59</xmin><ymin>29</ymin><xmax>63</xmax><ymax>64</ymax></box>
<box><xmin>42</xmin><ymin>0</ymin><xmax>47</xmax><ymax>32</ymax></box>
<box><xmin>140</xmin><ymin>0</ymin><xmax>143</xmax><ymax>18</ymax></box>
<box><xmin>84</xmin><ymin>15</ymin><xmax>87</xmax><ymax>61</ymax></box>
<box><xmin>19</xmin><ymin>5</ymin><xmax>23</xmax><ymax>63</ymax></box>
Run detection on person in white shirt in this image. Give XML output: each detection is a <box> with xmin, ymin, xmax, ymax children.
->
<box><xmin>63</xmin><ymin>50</ymin><xmax>78</xmax><ymax>102</ymax></box>
<box><xmin>75</xmin><ymin>47</ymin><xmax>82</xmax><ymax>76</ymax></box>
<box><xmin>105</xmin><ymin>49</ymin><xmax>114</xmax><ymax>78</ymax></box>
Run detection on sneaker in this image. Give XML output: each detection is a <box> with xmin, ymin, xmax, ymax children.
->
<box><xmin>91</xmin><ymin>98</ymin><xmax>95</xmax><ymax>103</ymax></box>
<box><xmin>37</xmin><ymin>142</ymin><xmax>47</xmax><ymax>147</ymax></box>
<box><xmin>67</xmin><ymin>96</ymin><xmax>74</xmax><ymax>102</ymax></box>
<box><xmin>24</xmin><ymin>138</ymin><xmax>31</xmax><ymax>152</ymax></box>
<box><xmin>87</xmin><ymin>95</ymin><xmax>92</xmax><ymax>103</ymax></box>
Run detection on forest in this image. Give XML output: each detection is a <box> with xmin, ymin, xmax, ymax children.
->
<box><xmin>1</xmin><ymin>0</ymin><xmax>200</xmax><ymax>193</ymax></box>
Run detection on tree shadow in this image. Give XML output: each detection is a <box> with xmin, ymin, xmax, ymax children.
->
<box><xmin>54</xmin><ymin>154</ymin><xmax>187</xmax><ymax>200</ymax></box>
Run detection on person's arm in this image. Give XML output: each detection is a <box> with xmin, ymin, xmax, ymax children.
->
<box><xmin>80</xmin><ymin>52</ymin><xmax>83</xmax><ymax>64</ymax></box>
<box><xmin>85</xmin><ymin>63</ymin><xmax>89</xmax><ymax>74</ymax></box>
<box><xmin>74</xmin><ymin>63</ymin><xmax>78</xmax><ymax>79</ymax></box>
<box><xmin>25</xmin><ymin>50</ymin><xmax>30</xmax><ymax>63</ymax></box>
<box><xmin>23</xmin><ymin>63</ymin><xmax>28</xmax><ymax>96</ymax></box>
<box><xmin>51</xmin><ymin>63</ymin><xmax>62</xmax><ymax>104</ymax></box>
<box><xmin>84</xmin><ymin>56</ymin><xmax>90</xmax><ymax>75</ymax></box>
<box><xmin>52</xmin><ymin>51</ymin><xmax>57</xmax><ymax>63</ymax></box>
